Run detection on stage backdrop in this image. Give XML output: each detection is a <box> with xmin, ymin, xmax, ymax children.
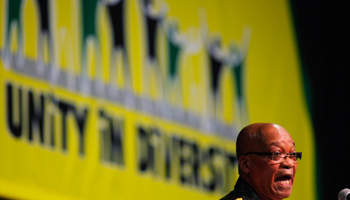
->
<box><xmin>0</xmin><ymin>0</ymin><xmax>315</xmax><ymax>199</ymax></box>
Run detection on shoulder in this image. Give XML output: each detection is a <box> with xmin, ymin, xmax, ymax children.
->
<box><xmin>220</xmin><ymin>190</ymin><xmax>242</xmax><ymax>200</ymax></box>
<box><xmin>220</xmin><ymin>195</ymin><xmax>243</xmax><ymax>200</ymax></box>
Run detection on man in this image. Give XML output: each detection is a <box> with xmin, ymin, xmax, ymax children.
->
<box><xmin>220</xmin><ymin>123</ymin><xmax>301</xmax><ymax>200</ymax></box>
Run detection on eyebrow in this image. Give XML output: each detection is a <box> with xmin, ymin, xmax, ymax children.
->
<box><xmin>269</xmin><ymin>141</ymin><xmax>295</xmax><ymax>147</ymax></box>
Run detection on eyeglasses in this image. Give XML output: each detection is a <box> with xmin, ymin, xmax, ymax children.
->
<box><xmin>244</xmin><ymin>152</ymin><xmax>302</xmax><ymax>163</ymax></box>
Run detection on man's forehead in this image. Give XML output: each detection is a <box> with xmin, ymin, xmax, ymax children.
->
<box><xmin>254</xmin><ymin>125</ymin><xmax>294</xmax><ymax>146</ymax></box>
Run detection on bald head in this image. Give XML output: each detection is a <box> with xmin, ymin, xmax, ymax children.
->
<box><xmin>236</xmin><ymin>123</ymin><xmax>292</xmax><ymax>158</ymax></box>
<box><xmin>235</xmin><ymin>123</ymin><xmax>298</xmax><ymax>200</ymax></box>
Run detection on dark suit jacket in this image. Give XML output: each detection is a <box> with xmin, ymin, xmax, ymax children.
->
<box><xmin>220</xmin><ymin>177</ymin><xmax>260</xmax><ymax>200</ymax></box>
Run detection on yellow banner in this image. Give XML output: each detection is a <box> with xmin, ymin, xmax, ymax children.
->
<box><xmin>0</xmin><ymin>0</ymin><xmax>315</xmax><ymax>199</ymax></box>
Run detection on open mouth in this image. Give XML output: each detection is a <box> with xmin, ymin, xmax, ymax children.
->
<box><xmin>275</xmin><ymin>175</ymin><xmax>292</xmax><ymax>185</ymax></box>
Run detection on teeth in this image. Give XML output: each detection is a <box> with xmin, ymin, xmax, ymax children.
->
<box><xmin>277</xmin><ymin>179</ymin><xmax>290</xmax><ymax>184</ymax></box>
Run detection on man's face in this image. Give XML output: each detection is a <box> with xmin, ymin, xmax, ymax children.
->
<box><xmin>248</xmin><ymin>125</ymin><xmax>298</xmax><ymax>200</ymax></box>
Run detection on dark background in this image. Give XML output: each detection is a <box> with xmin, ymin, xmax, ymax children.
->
<box><xmin>291</xmin><ymin>1</ymin><xmax>349</xmax><ymax>199</ymax></box>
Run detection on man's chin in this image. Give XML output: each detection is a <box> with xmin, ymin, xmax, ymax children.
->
<box><xmin>273</xmin><ymin>190</ymin><xmax>293</xmax><ymax>199</ymax></box>
<box><xmin>273</xmin><ymin>185</ymin><xmax>293</xmax><ymax>199</ymax></box>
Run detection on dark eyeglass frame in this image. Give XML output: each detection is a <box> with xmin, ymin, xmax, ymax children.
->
<box><xmin>244</xmin><ymin>152</ymin><xmax>302</xmax><ymax>162</ymax></box>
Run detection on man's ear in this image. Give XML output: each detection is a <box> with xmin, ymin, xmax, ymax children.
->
<box><xmin>239</xmin><ymin>156</ymin><xmax>250</xmax><ymax>174</ymax></box>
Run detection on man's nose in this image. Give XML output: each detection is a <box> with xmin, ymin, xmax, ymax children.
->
<box><xmin>280</xmin><ymin>155</ymin><xmax>295</xmax><ymax>168</ymax></box>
